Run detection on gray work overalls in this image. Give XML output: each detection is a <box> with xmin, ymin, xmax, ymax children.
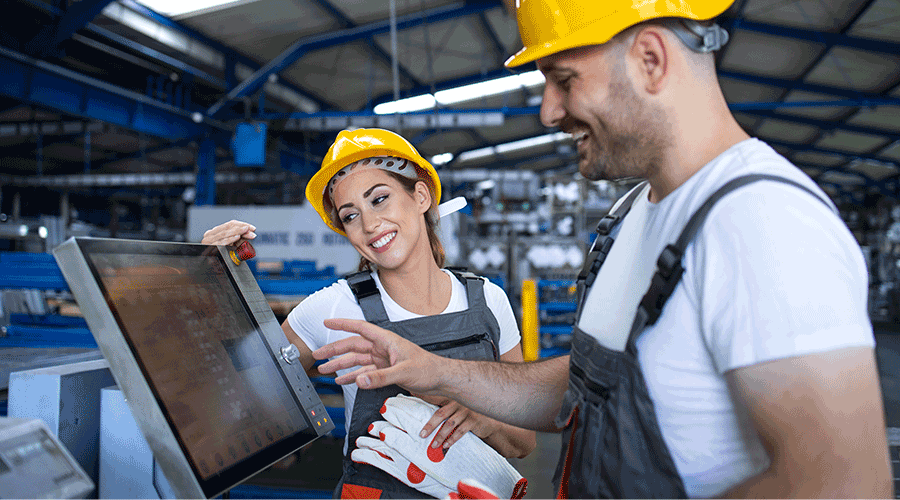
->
<box><xmin>554</xmin><ymin>174</ymin><xmax>831</xmax><ymax>499</ymax></box>
<box><xmin>334</xmin><ymin>270</ymin><xmax>502</xmax><ymax>499</ymax></box>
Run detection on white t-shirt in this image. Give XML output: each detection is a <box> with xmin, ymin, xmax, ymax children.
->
<box><xmin>287</xmin><ymin>269</ymin><xmax>521</xmax><ymax>453</ymax></box>
<box><xmin>577</xmin><ymin>138</ymin><xmax>874</xmax><ymax>498</ymax></box>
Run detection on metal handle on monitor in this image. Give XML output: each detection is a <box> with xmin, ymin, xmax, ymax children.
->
<box><xmin>281</xmin><ymin>344</ymin><xmax>300</xmax><ymax>364</ymax></box>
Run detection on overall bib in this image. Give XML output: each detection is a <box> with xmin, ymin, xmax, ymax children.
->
<box><xmin>553</xmin><ymin>174</ymin><xmax>831</xmax><ymax>498</ymax></box>
<box><xmin>335</xmin><ymin>270</ymin><xmax>502</xmax><ymax>499</ymax></box>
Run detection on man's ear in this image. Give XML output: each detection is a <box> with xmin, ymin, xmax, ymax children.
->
<box><xmin>629</xmin><ymin>26</ymin><xmax>670</xmax><ymax>94</ymax></box>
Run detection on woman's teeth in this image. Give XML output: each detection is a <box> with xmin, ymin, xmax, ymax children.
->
<box><xmin>371</xmin><ymin>232</ymin><xmax>396</xmax><ymax>249</ymax></box>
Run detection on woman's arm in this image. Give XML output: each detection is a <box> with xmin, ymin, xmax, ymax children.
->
<box><xmin>416</xmin><ymin>345</ymin><xmax>537</xmax><ymax>458</ymax></box>
<box><xmin>280</xmin><ymin>320</ymin><xmax>319</xmax><ymax>376</ymax></box>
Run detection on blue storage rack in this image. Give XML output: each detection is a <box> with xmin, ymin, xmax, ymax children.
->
<box><xmin>537</xmin><ymin>279</ymin><xmax>577</xmax><ymax>358</ymax></box>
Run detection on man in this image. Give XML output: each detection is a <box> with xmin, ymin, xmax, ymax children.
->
<box><xmin>313</xmin><ymin>0</ymin><xmax>892</xmax><ymax>497</ymax></box>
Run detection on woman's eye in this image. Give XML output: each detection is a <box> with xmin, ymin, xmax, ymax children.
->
<box><xmin>372</xmin><ymin>194</ymin><xmax>388</xmax><ymax>206</ymax></box>
<box><xmin>340</xmin><ymin>212</ymin><xmax>358</xmax><ymax>224</ymax></box>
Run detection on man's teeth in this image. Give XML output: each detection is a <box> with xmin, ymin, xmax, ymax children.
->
<box><xmin>371</xmin><ymin>232</ymin><xmax>396</xmax><ymax>248</ymax></box>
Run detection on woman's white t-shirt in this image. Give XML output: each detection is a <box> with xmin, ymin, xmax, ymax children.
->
<box><xmin>287</xmin><ymin>269</ymin><xmax>521</xmax><ymax>452</ymax></box>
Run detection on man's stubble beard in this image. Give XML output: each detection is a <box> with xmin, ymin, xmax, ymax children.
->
<box><xmin>580</xmin><ymin>66</ymin><xmax>671</xmax><ymax>182</ymax></box>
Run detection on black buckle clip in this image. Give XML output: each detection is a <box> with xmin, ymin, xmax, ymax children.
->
<box><xmin>578</xmin><ymin>236</ymin><xmax>615</xmax><ymax>289</ymax></box>
<box><xmin>349</xmin><ymin>278</ymin><xmax>379</xmax><ymax>300</ymax></box>
<box><xmin>638</xmin><ymin>245</ymin><xmax>685</xmax><ymax>326</ymax></box>
<box><xmin>596</xmin><ymin>214</ymin><xmax>620</xmax><ymax>236</ymax></box>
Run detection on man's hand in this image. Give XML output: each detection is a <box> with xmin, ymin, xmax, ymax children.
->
<box><xmin>313</xmin><ymin>318</ymin><xmax>446</xmax><ymax>393</ymax></box>
<box><xmin>316</xmin><ymin>318</ymin><xmax>571</xmax><ymax>432</ymax></box>
<box><xmin>201</xmin><ymin>220</ymin><xmax>256</xmax><ymax>246</ymax></box>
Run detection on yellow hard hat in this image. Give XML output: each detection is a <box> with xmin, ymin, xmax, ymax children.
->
<box><xmin>505</xmin><ymin>0</ymin><xmax>735</xmax><ymax>68</ymax></box>
<box><xmin>306</xmin><ymin>128</ymin><xmax>442</xmax><ymax>236</ymax></box>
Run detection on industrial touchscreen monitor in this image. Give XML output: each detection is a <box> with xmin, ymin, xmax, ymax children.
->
<box><xmin>53</xmin><ymin>237</ymin><xmax>333</xmax><ymax>499</ymax></box>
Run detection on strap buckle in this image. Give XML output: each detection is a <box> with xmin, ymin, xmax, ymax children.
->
<box><xmin>637</xmin><ymin>245</ymin><xmax>685</xmax><ymax>326</ymax></box>
<box><xmin>347</xmin><ymin>274</ymin><xmax>379</xmax><ymax>300</ymax></box>
<box><xmin>596</xmin><ymin>214</ymin><xmax>621</xmax><ymax>236</ymax></box>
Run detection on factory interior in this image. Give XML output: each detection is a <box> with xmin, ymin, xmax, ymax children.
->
<box><xmin>1</xmin><ymin>0</ymin><xmax>900</xmax><ymax>498</ymax></box>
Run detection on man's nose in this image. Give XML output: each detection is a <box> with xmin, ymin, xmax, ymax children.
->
<box><xmin>539</xmin><ymin>84</ymin><xmax>565</xmax><ymax>128</ymax></box>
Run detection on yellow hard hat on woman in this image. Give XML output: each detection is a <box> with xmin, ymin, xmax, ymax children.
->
<box><xmin>505</xmin><ymin>0</ymin><xmax>735</xmax><ymax>68</ymax></box>
<box><xmin>306</xmin><ymin>128</ymin><xmax>442</xmax><ymax>237</ymax></box>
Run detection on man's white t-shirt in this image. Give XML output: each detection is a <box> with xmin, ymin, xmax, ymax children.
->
<box><xmin>287</xmin><ymin>269</ymin><xmax>521</xmax><ymax>453</ymax></box>
<box><xmin>577</xmin><ymin>138</ymin><xmax>874</xmax><ymax>498</ymax></box>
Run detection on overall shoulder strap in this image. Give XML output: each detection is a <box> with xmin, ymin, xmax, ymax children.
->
<box><xmin>448</xmin><ymin>269</ymin><xmax>488</xmax><ymax>310</ymax></box>
<box><xmin>345</xmin><ymin>271</ymin><xmax>389</xmax><ymax>324</ymax></box>
<box><xmin>575</xmin><ymin>181</ymin><xmax>648</xmax><ymax>319</ymax></box>
<box><xmin>625</xmin><ymin>174</ymin><xmax>833</xmax><ymax>354</ymax></box>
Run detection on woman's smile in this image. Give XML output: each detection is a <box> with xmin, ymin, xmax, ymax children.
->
<box><xmin>369</xmin><ymin>231</ymin><xmax>397</xmax><ymax>252</ymax></box>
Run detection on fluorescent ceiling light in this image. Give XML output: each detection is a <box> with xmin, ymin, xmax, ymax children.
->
<box><xmin>136</xmin><ymin>0</ymin><xmax>246</xmax><ymax>16</ymax></box>
<box><xmin>374</xmin><ymin>71</ymin><xmax>545</xmax><ymax>115</ymax></box>
<box><xmin>457</xmin><ymin>132</ymin><xmax>571</xmax><ymax>163</ymax></box>
<box><xmin>431</xmin><ymin>152</ymin><xmax>454</xmax><ymax>166</ymax></box>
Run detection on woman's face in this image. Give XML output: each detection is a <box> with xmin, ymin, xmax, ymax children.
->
<box><xmin>331</xmin><ymin>168</ymin><xmax>432</xmax><ymax>271</ymax></box>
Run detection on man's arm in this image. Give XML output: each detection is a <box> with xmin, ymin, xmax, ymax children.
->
<box><xmin>720</xmin><ymin>347</ymin><xmax>892</xmax><ymax>498</ymax></box>
<box><xmin>313</xmin><ymin>318</ymin><xmax>570</xmax><ymax>431</ymax></box>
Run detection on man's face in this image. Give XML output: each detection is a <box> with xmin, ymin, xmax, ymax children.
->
<box><xmin>537</xmin><ymin>44</ymin><xmax>670</xmax><ymax>181</ymax></box>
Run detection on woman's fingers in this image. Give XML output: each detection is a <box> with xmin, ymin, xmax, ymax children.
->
<box><xmin>431</xmin><ymin>407</ymin><xmax>468</xmax><ymax>448</ymax></box>
<box><xmin>443</xmin><ymin>418</ymin><xmax>475</xmax><ymax>448</ymax></box>
<box><xmin>201</xmin><ymin>220</ymin><xmax>256</xmax><ymax>245</ymax></box>
<box><xmin>420</xmin><ymin>402</ymin><xmax>457</xmax><ymax>438</ymax></box>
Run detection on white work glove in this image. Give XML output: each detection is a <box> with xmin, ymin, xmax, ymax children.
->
<box><xmin>446</xmin><ymin>479</ymin><xmax>501</xmax><ymax>499</ymax></box>
<box><xmin>371</xmin><ymin>395</ymin><xmax>527</xmax><ymax>499</ymax></box>
<box><xmin>352</xmin><ymin>433</ymin><xmax>454</xmax><ymax>498</ymax></box>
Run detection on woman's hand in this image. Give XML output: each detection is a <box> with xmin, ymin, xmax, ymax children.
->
<box><xmin>201</xmin><ymin>220</ymin><xmax>256</xmax><ymax>246</ymax></box>
<box><xmin>415</xmin><ymin>395</ymin><xmax>499</xmax><ymax>451</ymax></box>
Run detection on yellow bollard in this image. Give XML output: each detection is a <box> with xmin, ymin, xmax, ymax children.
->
<box><xmin>521</xmin><ymin>279</ymin><xmax>539</xmax><ymax>361</ymax></box>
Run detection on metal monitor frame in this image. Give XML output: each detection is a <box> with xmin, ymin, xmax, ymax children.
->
<box><xmin>53</xmin><ymin>237</ymin><xmax>334</xmax><ymax>499</ymax></box>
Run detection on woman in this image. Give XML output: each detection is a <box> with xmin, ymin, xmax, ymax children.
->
<box><xmin>202</xmin><ymin>128</ymin><xmax>535</xmax><ymax>499</ymax></box>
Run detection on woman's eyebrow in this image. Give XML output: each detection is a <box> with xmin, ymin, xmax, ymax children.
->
<box><xmin>337</xmin><ymin>183</ymin><xmax>390</xmax><ymax>211</ymax></box>
<box><xmin>363</xmin><ymin>183</ymin><xmax>388</xmax><ymax>198</ymax></box>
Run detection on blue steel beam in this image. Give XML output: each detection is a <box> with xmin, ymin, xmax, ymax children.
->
<box><xmin>208</xmin><ymin>1</ymin><xmax>500</xmax><ymax>117</ymax></box>
<box><xmin>732</xmin><ymin>18</ymin><xmax>900</xmax><ymax>57</ymax></box>
<box><xmin>195</xmin><ymin>138</ymin><xmax>216</xmax><ymax>206</ymax></box>
<box><xmin>0</xmin><ymin>45</ymin><xmax>219</xmax><ymax>140</ymax></box>
<box><xmin>25</xmin><ymin>0</ymin><xmax>116</xmax><ymax>57</ymax></box>
<box><xmin>731</xmin><ymin>98</ymin><xmax>900</xmax><ymax>111</ymax></box>
<box><xmin>760</xmin><ymin>0</ymin><xmax>881</xmax><ymax>129</ymax></box>
<box><xmin>84</xmin><ymin>24</ymin><xmax>227</xmax><ymax>88</ymax></box>
<box><xmin>738</xmin><ymin>109</ymin><xmax>900</xmax><ymax>144</ymax></box>
<box><xmin>306</xmin><ymin>0</ymin><xmax>422</xmax><ymax>87</ymax></box>
<box><xmin>116</xmin><ymin>0</ymin><xmax>334</xmax><ymax>111</ymax></box>
<box><xmin>764</xmin><ymin>138</ymin><xmax>896</xmax><ymax>171</ymax></box>
<box><xmin>718</xmin><ymin>70</ymin><xmax>886</xmax><ymax>100</ymax></box>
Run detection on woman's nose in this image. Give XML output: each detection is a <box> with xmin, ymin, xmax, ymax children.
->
<box><xmin>361</xmin><ymin>209</ymin><xmax>381</xmax><ymax>232</ymax></box>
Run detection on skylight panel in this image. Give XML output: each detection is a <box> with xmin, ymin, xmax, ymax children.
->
<box><xmin>136</xmin><ymin>0</ymin><xmax>246</xmax><ymax>17</ymax></box>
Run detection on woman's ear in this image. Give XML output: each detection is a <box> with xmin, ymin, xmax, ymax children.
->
<box><xmin>414</xmin><ymin>181</ymin><xmax>432</xmax><ymax>214</ymax></box>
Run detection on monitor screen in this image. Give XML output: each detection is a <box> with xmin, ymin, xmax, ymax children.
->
<box><xmin>59</xmin><ymin>238</ymin><xmax>330</xmax><ymax>497</ymax></box>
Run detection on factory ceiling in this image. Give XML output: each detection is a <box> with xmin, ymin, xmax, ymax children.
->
<box><xmin>0</xmin><ymin>0</ymin><xmax>898</xmax><ymax>210</ymax></box>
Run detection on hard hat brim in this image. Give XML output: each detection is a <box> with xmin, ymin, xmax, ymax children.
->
<box><xmin>505</xmin><ymin>2</ymin><xmax>733</xmax><ymax>68</ymax></box>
